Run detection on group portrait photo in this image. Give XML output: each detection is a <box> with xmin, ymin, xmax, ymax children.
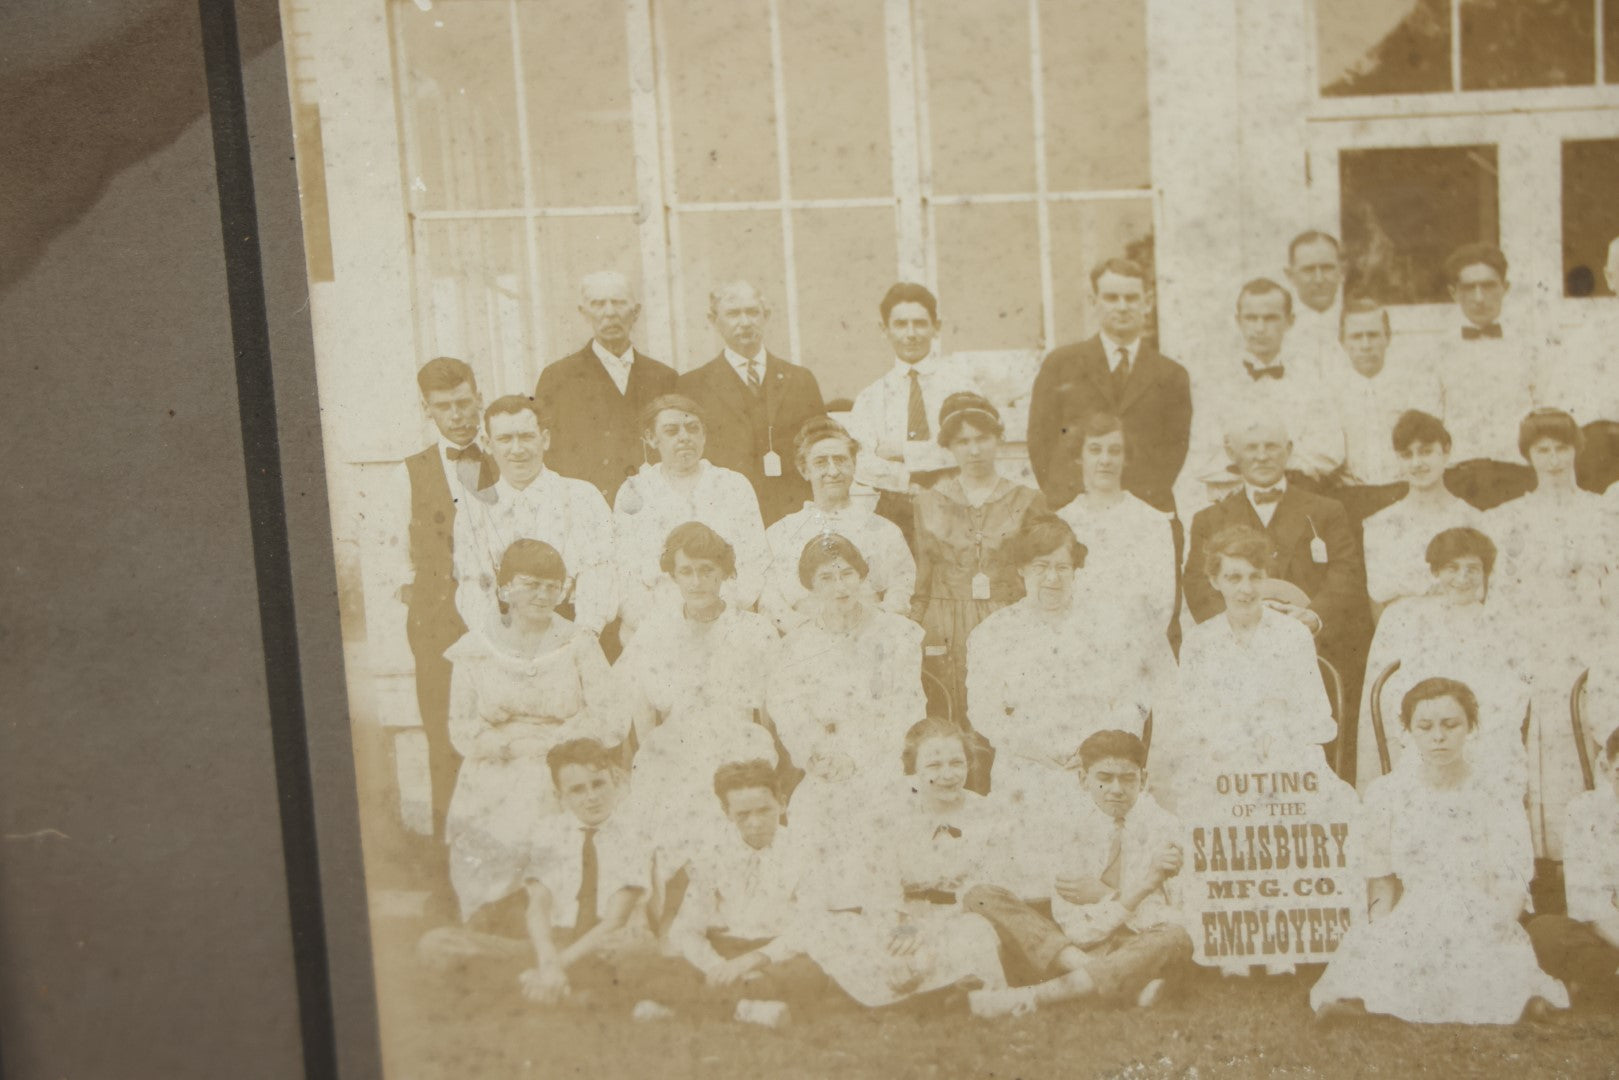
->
<box><xmin>278</xmin><ymin>0</ymin><xmax>1619</xmax><ymax>1075</ymax></box>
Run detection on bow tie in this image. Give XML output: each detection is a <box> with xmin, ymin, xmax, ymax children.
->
<box><xmin>1250</xmin><ymin>487</ymin><xmax>1284</xmax><ymax>505</ymax></box>
<box><xmin>1461</xmin><ymin>323</ymin><xmax>1503</xmax><ymax>340</ymax></box>
<box><xmin>446</xmin><ymin>443</ymin><xmax>483</xmax><ymax>461</ymax></box>
<box><xmin>1244</xmin><ymin>362</ymin><xmax>1284</xmax><ymax>381</ymax></box>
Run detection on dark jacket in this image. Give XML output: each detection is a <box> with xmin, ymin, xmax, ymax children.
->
<box><xmin>535</xmin><ymin>342</ymin><xmax>678</xmax><ymax>501</ymax></box>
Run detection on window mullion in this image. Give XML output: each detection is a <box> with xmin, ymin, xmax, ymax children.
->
<box><xmin>885</xmin><ymin>0</ymin><xmax>927</xmax><ymax>284</ymax></box>
<box><xmin>625</xmin><ymin>0</ymin><xmax>676</xmax><ymax>367</ymax></box>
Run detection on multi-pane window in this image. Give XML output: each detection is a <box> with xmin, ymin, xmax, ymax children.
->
<box><xmin>1317</xmin><ymin>0</ymin><xmax>1616</xmax><ymax>97</ymax></box>
<box><xmin>391</xmin><ymin>0</ymin><xmax>1154</xmax><ymax>402</ymax></box>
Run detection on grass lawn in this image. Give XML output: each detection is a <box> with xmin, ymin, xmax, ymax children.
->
<box><xmin>369</xmin><ymin>914</ymin><xmax>1619</xmax><ymax>1080</ymax></box>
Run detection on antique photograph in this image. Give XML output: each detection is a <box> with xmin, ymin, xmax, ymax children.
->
<box><xmin>278</xmin><ymin>0</ymin><xmax>1619</xmax><ymax>1075</ymax></box>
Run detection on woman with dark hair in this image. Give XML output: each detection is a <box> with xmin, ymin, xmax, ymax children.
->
<box><xmin>1361</xmin><ymin>410</ymin><xmax>1485</xmax><ymax>619</ymax></box>
<box><xmin>910</xmin><ymin>392</ymin><xmax>1044</xmax><ymax>716</ymax></box>
<box><xmin>1490</xmin><ymin>408</ymin><xmax>1618</xmax><ymax>861</ymax></box>
<box><xmin>1355</xmin><ymin>526</ymin><xmax>1529</xmax><ymax>795</ymax></box>
<box><xmin>1154</xmin><ymin>525</ymin><xmax>1336</xmax><ymax>798</ymax></box>
<box><xmin>804</xmin><ymin>718</ymin><xmax>1009</xmax><ymax>1006</ymax></box>
<box><xmin>765</xmin><ymin>533</ymin><xmax>927</xmax><ymax>841</ymax></box>
<box><xmin>1312</xmin><ymin>678</ymin><xmax>1567</xmax><ymax>1025</ymax></box>
<box><xmin>616</xmin><ymin>522</ymin><xmax>779</xmax><ymax>870</ymax></box>
<box><xmin>1055</xmin><ymin>411</ymin><xmax>1178</xmax><ymax>654</ymax></box>
<box><xmin>612</xmin><ymin>393</ymin><xmax>768</xmax><ymax>633</ymax></box>
<box><xmin>443</xmin><ymin>539</ymin><xmax>624</xmax><ymax>921</ymax></box>
<box><xmin>966</xmin><ymin>512</ymin><xmax>1156</xmax><ymax>818</ymax></box>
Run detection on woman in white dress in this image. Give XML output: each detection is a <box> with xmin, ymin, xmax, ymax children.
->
<box><xmin>443</xmin><ymin>539</ymin><xmax>625</xmax><ymax>921</ymax></box>
<box><xmin>967</xmin><ymin>513</ymin><xmax>1157</xmax><ymax>822</ymax></box>
<box><xmin>1312</xmin><ymin>677</ymin><xmax>1568</xmax><ymax>1025</ymax></box>
<box><xmin>1356</xmin><ymin>526</ymin><xmax>1529</xmax><ymax>796</ymax></box>
<box><xmin>1362</xmin><ymin>410</ymin><xmax>1485</xmax><ymax>620</ymax></box>
<box><xmin>804</xmin><ymin>718</ymin><xmax>1009</xmax><ymax>1007</ymax></box>
<box><xmin>616</xmin><ymin>522</ymin><xmax>780</xmax><ymax>872</ymax></box>
<box><xmin>1489</xmin><ymin>409</ymin><xmax>1618</xmax><ymax>861</ymax></box>
<box><xmin>1055</xmin><ymin>411</ymin><xmax>1178</xmax><ymax>661</ymax></box>
<box><xmin>613</xmin><ymin>394</ymin><xmax>769</xmax><ymax>634</ymax></box>
<box><xmin>766</xmin><ymin>533</ymin><xmax>927</xmax><ymax>849</ymax></box>
<box><xmin>1155</xmin><ymin>525</ymin><xmax>1336</xmax><ymax>802</ymax></box>
<box><xmin>759</xmin><ymin>416</ymin><xmax>916</xmax><ymax>633</ymax></box>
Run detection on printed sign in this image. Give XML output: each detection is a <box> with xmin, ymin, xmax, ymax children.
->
<box><xmin>1180</xmin><ymin>766</ymin><xmax>1361</xmax><ymax>970</ymax></box>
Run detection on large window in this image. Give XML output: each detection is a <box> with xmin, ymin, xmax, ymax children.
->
<box><xmin>391</xmin><ymin>0</ymin><xmax>1154</xmax><ymax>401</ymax></box>
<box><xmin>1562</xmin><ymin>138</ymin><xmax>1619</xmax><ymax>297</ymax></box>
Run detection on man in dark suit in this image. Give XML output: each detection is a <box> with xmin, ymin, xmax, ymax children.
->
<box><xmin>535</xmin><ymin>270</ymin><xmax>678</xmax><ymax>502</ymax></box>
<box><xmin>1027</xmin><ymin>257</ymin><xmax>1192</xmax><ymax>514</ymax></box>
<box><xmin>385</xmin><ymin>356</ymin><xmax>499</xmax><ymax>848</ymax></box>
<box><xmin>1184</xmin><ymin>414</ymin><xmax>1370</xmax><ymax>767</ymax></box>
<box><xmin>678</xmin><ymin>280</ymin><xmax>826</xmax><ymax>524</ymax></box>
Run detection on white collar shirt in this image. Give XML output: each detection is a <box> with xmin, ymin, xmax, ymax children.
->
<box><xmin>670</xmin><ymin>828</ymin><xmax>809</xmax><ymax>973</ymax></box>
<box><xmin>1424</xmin><ymin>315</ymin><xmax>1539</xmax><ymax>464</ymax></box>
<box><xmin>1046</xmin><ymin>792</ymin><xmax>1184</xmax><ymax>944</ymax></box>
<box><xmin>1184</xmin><ymin>350</ymin><xmax>1344</xmax><ymax>493</ymax></box>
<box><xmin>1245</xmin><ymin>478</ymin><xmax>1288</xmax><ymax>527</ymax></box>
<box><xmin>522</xmin><ymin>813</ymin><xmax>648</xmax><ymax>930</ymax></box>
<box><xmin>1539</xmin><ymin>306</ymin><xmax>1619</xmax><ymax>425</ymax></box>
<box><xmin>844</xmin><ymin>351</ymin><xmax>970</xmax><ymax>492</ymax></box>
<box><xmin>724</xmin><ymin>346</ymin><xmax>767</xmax><ymax>389</ymax></box>
<box><xmin>1098</xmin><ymin>333</ymin><xmax>1142</xmax><ymax>373</ymax></box>
<box><xmin>592</xmin><ymin>339</ymin><xmax>636</xmax><ymax>395</ymax></box>
<box><xmin>1289</xmin><ymin>298</ymin><xmax>1344</xmax><ymax>382</ymax></box>
<box><xmin>1329</xmin><ymin>351</ymin><xmax>1444</xmax><ymax>486</ymax></box>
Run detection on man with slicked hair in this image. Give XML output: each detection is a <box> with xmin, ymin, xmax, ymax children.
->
<box><xmin>536</xmin><ymin>270</ymin><xmax>677</xmax><ymax>501</ymax></box>
<box><xmin>679</xmin><ymin>280</ymin><xmax>826</xmax><ymax>524</ymax></box>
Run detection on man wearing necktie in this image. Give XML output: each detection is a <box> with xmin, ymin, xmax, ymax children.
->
<box><xmin>1181</xmin><ymin>278</ymin><xmax>1344</xmax><ymax>515</ymax></box>
<box><xmin>678</xmin><ymin>280</ymin><xmax>826</xmax><ymax>525</ymax></box>
<box><xmin>1423</xmin><ymin>243</ymin><xmax>1538</xmax><ymax>510</ymax></box>
<box><xmin>377</xmin><ymin>358</ymin><xmax>497</xmax><ymax>877</ymax></box>
<box><xmin>964</xmin><ymin>730</ymin><xmax>1191</xmax><ymax>1017</ymax></box>
<box><xmin>1026</xmin><ymin>257</ymin><xmax>1192</xmax><ymax>515</ymax></box>
<box><xmin>845</xmin><ymin>283</ymin><xmax>974</xmax><ymax>542</ymax></box>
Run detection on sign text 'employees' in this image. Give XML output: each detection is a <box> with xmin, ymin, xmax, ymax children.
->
<box><xmin>1201</xmin><ymin>905</ymin><xmax>1353</xmax><ymax>958</ymax></box>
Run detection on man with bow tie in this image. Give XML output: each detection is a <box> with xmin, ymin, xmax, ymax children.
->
<box><xmin>1181</xmin><ymin>278</ymin><xmax>1344</xmax><ymax>515</ymax></box>
<box><xmin>377</xmin><ymin>357</ymin><xmax>498</xmax><ymax>853</ymax></box>
<box><xmin>1422</xmin><ymin>242</ymin><xmax>1538</xmax><ymax>509</ymax></box>
<box><xmin>678</xmin><ymin>280</ymin><xmax>826</xmax><ymax>526</ymax></box>
<box><xmin>452</xmin><ymin>396</ymin><xmax>616</xmax><ymax>636</ymax></box>
<box><xmin>1183</xmin><ymin>413</ymin><xmax>1369</xmax><ymax>750</ymax></box>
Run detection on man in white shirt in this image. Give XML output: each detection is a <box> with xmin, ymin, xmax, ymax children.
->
<box><xmin>844</xmin><ymin>282</ymin><xmax>974</xmax><ymax>539</ymax></box>
<box><xmin>1284</xmin><ymin>230</ymin><xmax>1347</xmax><ymax>383</ymax></box>
<box><xmin>964</xmin><ymin>730</ymin><xmax>1192</xmax><ymax>1016</ymax></box>
<box><xmin>1182</xmin><ymin>279</ymin><xmax>1344</xmax><ymax>514</ymax></box>
<box><xmin>760</xmin><ymin>416</ymin><xmax>916</xmax><ymax>632</ymax></box>
<box><xmin>1423</xmin><ymin>243</ymin><xmax>1537</xmax><ymax>509</ymax></box>
<box><xmin>1540</xmin><ymin>235</ymin><xmax>1619</xmax><ymax>493</ymax></box>
<box><xmin>374</xmin><ymin>357</ymin><xmax>497</xmax><ymax>852</ymax></box>
<box><xmin>1529</xmin><ymin>725</ymin><xmax>1619</xmax><ymax>1003</ymax></box>
<box><xmin>453</xmin><ymin>396</ymin><xmax>616</xmax><ymax>635</ymax></box>
<box><xmin>415</xmin><ymin>738</ymin><xmax>651</xmax><ymax>1006</ymax></box>
<box><xmin>656</xmin><ymin>759</ymin><xmax>836</xmax><ymax>1023</ymax></box>
<box><xmin>1326</xmin><ymin>298</ymin><xmax>1444</xmax><ymax>525</ymax></box>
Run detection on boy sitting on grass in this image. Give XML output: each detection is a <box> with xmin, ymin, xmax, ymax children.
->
<box><xmin>964</xmin><ymin>729</ymin><xmax>1192</xmax><ymax>1017</ymax></box>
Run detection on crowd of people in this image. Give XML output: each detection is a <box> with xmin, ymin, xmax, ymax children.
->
<box><xmin>379</xmin><ymin>234</ymin><xmax>1619</xmax><ymax>1028</ymax></box>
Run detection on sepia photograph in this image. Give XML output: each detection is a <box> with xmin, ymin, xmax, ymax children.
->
<box><xmin>275</xmin><ymin>0</ymin><xmax>1619</xmax><ymax>1075</ymax></box>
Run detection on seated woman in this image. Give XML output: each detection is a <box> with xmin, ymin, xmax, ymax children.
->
<box><xmin>1490</xmin><ymin>408</ymin><xmax>1618</xmax><ymax>863</ymax></box>
<box><xmin>613</xmin><ymin>394</ymin><xmax>769</xmax><ymax>633</ymax></box>
<box><xmin>1154</xmin><ymin>525</ymin><xmax>1336</xmax><ymax>801</ymax></box>
<box><xmin>1311</xmin><ymin>678</ymin><xmax>1568</xmax><ymax>1025</ymax></box>
<box><xmin>765</xmin><ymin>534</ymin><xmax>927</xmax><ymax>853</ymax></box>
<box><xmin>759</xmin><ymin>417</ymin><xmax>916</xmax><ymax>634</ymax></box>
<box><xmin>1362</xmin><ymin>410</ymin><xmax>1485</xmax><ymax>621</ymax></box>
<box><xmin>967</xmin><ymin>512</ymin><xmax>1157</xmax><ymax>822</ymax></box>
<box><xmin>615</xmin><ymin>522</ymin><xmax>780</xmax><ymax>872</ymax></box>
<box><xmin>911</xmin><ymin>393</ymin><xmax>1044</xmax><ymax>719</ymax></box>
<box><xmin>444</xmin><ymin>539</ymin><xmax>624</xmax><ymax>922</ymax></box>
<box><xmin>802</xmin><ymin>718</ymin><xmax>1009</xmax><ymax>1007</ymax></box>
<box><xmin>1056</xmin><ymin>412</ymin><xmax>1177</xmax><ymax>653</ymax></box>
<box><xmin>1356</xmin><ymin>526</ymin><xmax>1529</xmax><ymax>796</ymax></box>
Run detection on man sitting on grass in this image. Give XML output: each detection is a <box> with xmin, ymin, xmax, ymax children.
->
<box><xmin>660</xmin><ymin>759</ymin><xmax>838</xmax><ymax>1026</ymax></box>
<box><xmin>1529</xmin><ymin>724</ymin><xmax>1619</xmax><ymax>1005</ymax></box>
<box><xmin>964</xmin><ymin>730</ymin><xmax>1192</xmax><ymax>1017</ymax></box>
<box><xmin>416</xmin><ymin>737</ymin><xmax>652</xmax><ymax>1008</ymax></box>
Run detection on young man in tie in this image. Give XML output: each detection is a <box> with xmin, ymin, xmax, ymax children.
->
<box><xmin>678</xmin><ymin>280</ymin><xmax>826</xmax><ymax>525</ymax></box>
<box><xmin>963</xmin><ymin>730</ymin><xmax>1192</xmax><ymax>1016</ymax></box>
<box><xmin>844</xmin><ymin>283</ymin><xmax>974</xmax><ymax>539</ymax></box>
<box><xmin>1422</xmin><ymin>243</ymin><xmax>1538</xmax><ymax>509</ymax></box>
<box><xmin>659</xmin><ymin>759</ymin><xmax>837</xmax><ymax>1025</ymax></box>
<box><xmin>376</xmin><ymin>357</ymin><xmax>497</xmax><ymax>872</ymax></box>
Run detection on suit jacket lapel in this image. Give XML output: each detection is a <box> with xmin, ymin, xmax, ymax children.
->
<box><xmin>763</xmin><ymin>353</ymin><xmax>790</xmax><ymax>426</ymax></box>
<box><xmin>1118</xmin><ymin>345</ymin><xmax>1164</xmax><ymax>412</ymax></box>
<box><xmin>707</xmin><ymin>354</ymin><xmax>755</xmax><ymax>428</ymax></box>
